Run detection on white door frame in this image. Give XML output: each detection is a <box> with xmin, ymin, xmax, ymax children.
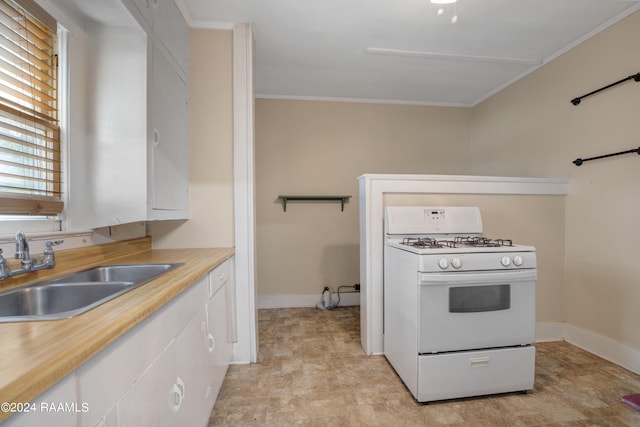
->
<box><xmin>232</xmin><ymin>23</ymin><xmax>257</xmax><ymax>363</ymax></box>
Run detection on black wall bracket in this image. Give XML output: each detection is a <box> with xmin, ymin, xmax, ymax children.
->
<box><xmin>573</xmin><ymin>146</ymin><xmax>640</xmax><ymax>166</ymax></box>
<box><xmin>571</xmin><ymin>72</ymin><xmax>640</xmax><ymax>106</ymax></box>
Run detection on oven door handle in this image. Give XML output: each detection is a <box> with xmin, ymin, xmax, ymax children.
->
<box><xmin>419</xmin><ymin>270</ymin><xmax>536</xmax><ymax>285</ymax></box>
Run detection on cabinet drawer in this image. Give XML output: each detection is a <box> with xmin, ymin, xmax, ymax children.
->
<box><xmin>417</xmin><ymin>346</ymin><xmax>535</xmax><ymax>402</ymax></box>
<box><xmin>209</xmin><ymin>259</ymin><xmax>230</xmax><ymax>298</ymax></box>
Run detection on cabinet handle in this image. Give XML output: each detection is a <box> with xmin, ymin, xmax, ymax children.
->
<box><xmin>207</xmin><ymin>333</ymin><xmax>215</xmax><ymax>354</ymax></box>
<box><xmin>169</xmin><ymin>384</ymin><xmax>182</xmax><ymax>412</ymax></box>
<box><xmin>153</xmin><ymin>129</ymin><xmax>160</xmax><ymax>148</ymax></box>
<box><xmin>169</xmin><ymin>376</ymin><xmax>186</xmax><ymax>413</ymax></box>
<box><xmin>176</xmin><ymin>376</ymin><xmax>185</xmax><ymax>398</ymax></box>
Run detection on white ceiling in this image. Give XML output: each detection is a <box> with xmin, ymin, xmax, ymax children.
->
<box><xmin>178</xmin><ymin>0</ymin><xmax>640</xmax><ymax>107</ymax></box>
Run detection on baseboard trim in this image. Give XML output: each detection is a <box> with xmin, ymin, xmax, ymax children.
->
<box><xmin>257</xmin><ymin>292</ymin><xmax>360</xmax><ymax>309</ymax></box>
<box><xmin>564</xmin><ymin>323</ymin><xmax>640</xmax><ymax>375</ymax></box>
<box><xmin>536</xmin><ymin>321</ymin><xmax>640</xmax><ymax>375</ymax></box>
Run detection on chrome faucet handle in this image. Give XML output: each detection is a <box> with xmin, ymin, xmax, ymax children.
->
<box><xmin>15</xmin><ymin>231</ymin><xmax>30</xmax><ymax>261</ymax></box>
<box><xmin>42</xmin><ymin>240</ymin><xmax>63</xmax><ymax>268</ymax></box>
<box><xmin>44</xmin><ymin>240</ymin><xmax>63</xmax><ymax>254</ymax></box>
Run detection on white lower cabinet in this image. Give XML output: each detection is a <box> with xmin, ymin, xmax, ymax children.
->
<box><xmin>2</xmin><ymin>374</ymin><xmax>78</xmax><ymax>427</ymax></box>
<box><xmin>113</xmin><ymin>270</ymin><xmax>231</xmax><ymax>427</ymax></box>
<box><xmin>5</xmin><ymin>257</ymin><xmax>235</xmax><ymax>427</ymax></box>
<box><xmin>117</xmin><ymin>309</ymin><xmax>210</xmax><ymax>427</ymax></box>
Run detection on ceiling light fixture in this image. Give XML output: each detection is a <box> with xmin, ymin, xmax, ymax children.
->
<box><xmin>430</xmin><ymin>0</ymin><xmax>459</xmax><ymax>23</ymax></box>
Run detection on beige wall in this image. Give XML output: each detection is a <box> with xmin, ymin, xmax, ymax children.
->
<box><xmin>471</xmin><ymin>11</ymin><xmax>640</xmax><ymax>348</ymax></box>
<box><xmin>150</xmin><ymin>29</ymin><xmax>235</xmax><ymax>248</ymax></box>
<box><xmin>255</xmin><ymin>100</ymin><xmax>471</xmax><ymax>296</ymax></box>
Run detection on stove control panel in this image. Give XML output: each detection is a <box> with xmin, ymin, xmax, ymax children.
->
<box><xmin>424</xmin><ymin>252</ymin><xmax>536</xmax><ymax>272</ymax></box>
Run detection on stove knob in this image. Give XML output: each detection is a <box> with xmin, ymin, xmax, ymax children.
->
<box><xmin>451</xmin><ymin>257</ymin><xmax>462</xmax><ymax>269</ymax></box>
<box><xmin>513</xmin><ymin>256</ymin><xmax>523</xmax><ymax>266</ymax></box>
<box><xmin>438</xmin><ymin>258</ymin><xmax>449</xmax><ymax>269</ymax></box>
<box><xmin>500</xmin><ymin>256</ymin><xmax>512</xmax><ymax>267</ymax></box>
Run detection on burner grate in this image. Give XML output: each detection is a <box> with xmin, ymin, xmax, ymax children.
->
<box><xmin>402</xmin><ymin>237</ymin><xmax>444</xmax><ymax>249</ymax></box>
<box><xmin>454</xmin><ymin>237</ymin><xmax>513</xmax><ymax>247</ymax></box>
<box><xmin>399</xmin><ymin>236</ymin><xmax>515</xmax><ymax>249</ymax></box>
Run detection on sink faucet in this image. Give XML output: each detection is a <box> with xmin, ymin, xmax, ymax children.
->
<box><xmin>0</xmin><ymin>232</ymin><xmax>63</xmax><ymax>280</ymax></box>
<box><xmin>15</xmin><ymin>231</ymin><xmax>31</xmax><ymax>270</ymax></box>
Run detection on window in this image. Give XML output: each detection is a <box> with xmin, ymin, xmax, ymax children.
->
<box><xmin>0</xmin><ymin>0</ymin><xmax>61</xmax><ymax>216</ymax></box>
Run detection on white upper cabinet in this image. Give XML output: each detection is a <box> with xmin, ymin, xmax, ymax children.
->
<box><xmin>151</xmin><ymin>0</ymin><xmax>189</xmax><ymax>77</ymax></box>
<box><xmin>64</xmin><ymin>0</ymin><xmax>190</xmax><ymax>229</ymax></box>
<box><xmin>151</xmin><ymin>44</ymin><xmax>189</xmax><ymax>212</ymax></box>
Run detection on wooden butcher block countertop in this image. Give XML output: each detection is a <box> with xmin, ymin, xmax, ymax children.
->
<box><xmin>0</xmin><ymin>237</ymin><xmax>234</xmax><ymax>422</ymax></box>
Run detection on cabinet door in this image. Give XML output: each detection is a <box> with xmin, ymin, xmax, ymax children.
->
<box><xmin>151</xmin><ymin>44</ymin><xmax>189</xmax><ymax>212</ymax></box>
<box><xmin>205</xmin><ymin>283</ymin><xmax>233</xmax><ymax>402</ymax></box>
<box><xmin>151</xmin><ymin>0</ymin><xmax>189</xmax><ymax>75</ymax></box>
<box><xmin>118</xmin><ymin>341</ymin><xmax>178</xmax><ymax>427</ymax></box>
<box><xmin>175</xmin><ymin>310</ymin><xmax>211</xmax><ymax>427</ymax></box>
<box><xmin>2</xmin><ymin>374</ymin><xmax>78</xmax><ymax>427</ymax></box>
<box><xmin>118</xmin><ymin>310</ymin><xmax>211</xmax><ymax>427</ymax></box>
<box><xmin>209</xmin><ymin>259</ymin><xmax>230</xmax><ymax>298</ymax></box>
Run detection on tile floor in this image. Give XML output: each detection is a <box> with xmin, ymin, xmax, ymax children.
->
<box><xmin>209</xmin><ymin>307</ymin><xmax>640</xmax><ymax>426</ymax></box>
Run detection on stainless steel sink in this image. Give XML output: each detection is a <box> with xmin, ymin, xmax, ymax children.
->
<box><xmin>0</xmin><ymin>263</ymin><xmax>183</xmax><ymax>322</ymax></box>
<box><xmin>46</xmin><ymin>263</ymin><xmax>181</xmax><ymax>285</ymax></box>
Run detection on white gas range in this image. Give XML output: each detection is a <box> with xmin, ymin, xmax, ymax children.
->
<box><xmin>383</xmin><ymin>206</ymin><xmax>536</xmax><ymax>402</ymax></box>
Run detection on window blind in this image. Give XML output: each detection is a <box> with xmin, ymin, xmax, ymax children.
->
<box><xmin>0</xmin><ymin>0</ymin><xmax>61</xmax><ymax>216</ymax></box>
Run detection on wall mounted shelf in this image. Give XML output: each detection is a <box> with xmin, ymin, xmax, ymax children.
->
<box><xmin>278</xmin><ymin>195</ymin><xmax>352</xmax><ymax>212</ymax></box>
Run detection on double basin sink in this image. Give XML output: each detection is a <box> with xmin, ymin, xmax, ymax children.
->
<box><xmin>0</xmin><ymin>263</ymin><xmax>183</xmax><ymax>322</ymax></box>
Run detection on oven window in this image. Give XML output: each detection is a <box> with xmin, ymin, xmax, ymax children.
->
<box><xmin>449</xmin><ymin>284</ymin><xmax>510</xmax><ymax>313</ymax></box>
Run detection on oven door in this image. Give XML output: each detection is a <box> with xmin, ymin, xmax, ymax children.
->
<box><xmin>418</xmin><ymin>269</ymin><xmax>536</xmax><ymax>354</ymax></box>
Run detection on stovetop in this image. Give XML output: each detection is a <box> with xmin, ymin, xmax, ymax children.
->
<box><xmin>385</xmin><ymin>235</ymin><xmax>535</xmax><ymax>255</ymax></box>
<box><xmin>384</xmin><ymin>206</ymin><xmax>536</xmax><ymax>256</ymax></box>
<box><xmin>402</xmin><ymin>236</ymin><xmax>515</xmax><ymax>249</ymax></box>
